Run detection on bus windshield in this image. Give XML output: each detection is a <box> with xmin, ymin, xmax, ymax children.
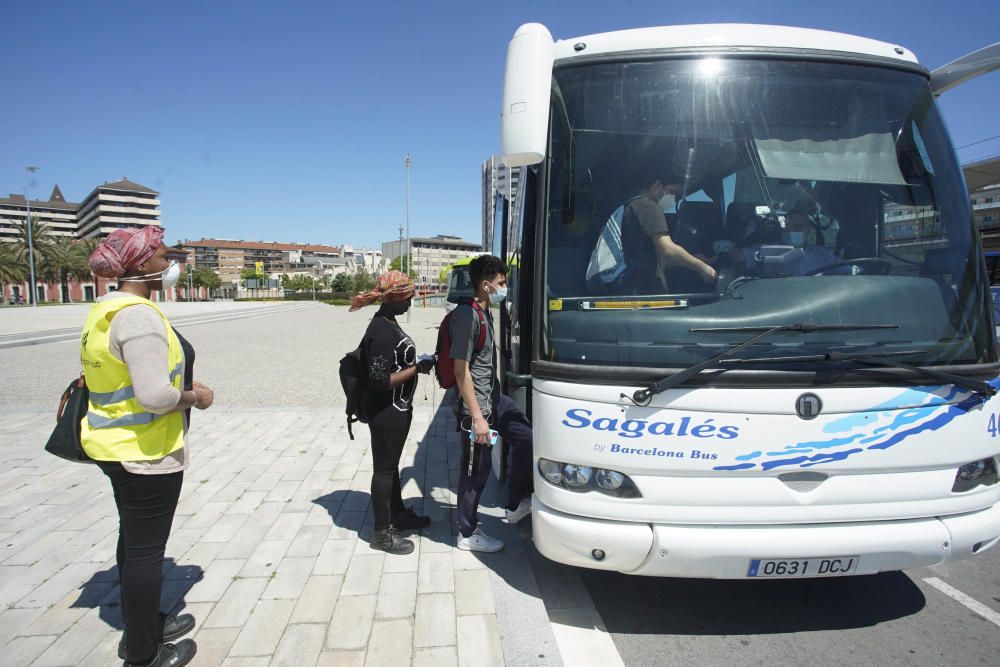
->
<box><xmin>543</xmin><ymin>57</ymin><xmax>993</xmax><ymax>370</ymax></box>
<box><xmin>447</xmin><ymin>263</ymin><xmax>477</xmax><ymax>304</ymax></box>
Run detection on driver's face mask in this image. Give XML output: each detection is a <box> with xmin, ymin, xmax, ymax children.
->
<box><xmin>659</xmin><ymin>193</ymin><xmax>676</xmax><ymax>213</ymax></box>
<box><xmin>781</xmin><ymin>231</ymin><xmax>805</xmax><ymax>247</ymax></box>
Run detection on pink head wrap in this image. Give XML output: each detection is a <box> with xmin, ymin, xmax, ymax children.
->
<box><xmin>89</xmin><ymin>226</ymin><xmax>165</xmax><ymax>279</ymax></box>
<box><xmin>349</xmin><ymin>270</ymin><xmax>415</xmax><ymax>312</ymax></box>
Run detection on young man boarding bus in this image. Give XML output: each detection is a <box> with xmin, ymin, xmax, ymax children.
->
<box><xmin>451</xmin><ymin>255</ymin><xmax>533</xmax><ymax>552</ymax></box>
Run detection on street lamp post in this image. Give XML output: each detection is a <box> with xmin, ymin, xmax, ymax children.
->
<box><xmin>24</xmin><ymin>165</ymin><xmax>39</xmax><ymax>307</ymax></box>
<box><xmin>404</xmin><ymin>153</ymin><xmax>411</xmax><ymax>323</ymax></box>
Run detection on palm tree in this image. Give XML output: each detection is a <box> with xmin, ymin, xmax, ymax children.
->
<box><xmin>0</xmin><ymin>242</ymin><xmax>25</xmax><ymax>303</ymax></box>
<box><xmin>78</xmin><ymin>237</ymin><xmax>101</xmax><ymax>299</ymax></box>
<box><xmin>43</xmin><ymin>237</ymin><xmax>92</xmax><ymax>302</ymax></box>
<box><xmin>11</xmin><ymin>217</ymin><xmax>54</xmax><ymax>304</ymax></box>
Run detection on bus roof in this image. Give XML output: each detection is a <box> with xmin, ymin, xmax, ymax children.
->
<box><xmin>551</xmin><ymin>24</ymin><xmax>921</xmax><ymax>67</ymax></box>
<box><xmin>448</xmin><ymin>254</ymin><xmax>484</xmax><ymax>268</ymax></box>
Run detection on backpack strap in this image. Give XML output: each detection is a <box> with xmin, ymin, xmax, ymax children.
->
<box><xmin>468</xmin><ymin>300</ymin><xmax>489</xmax><ymax>352</ymax></box>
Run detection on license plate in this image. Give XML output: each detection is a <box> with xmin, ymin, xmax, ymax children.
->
<box><xmin>746</xmin><ymin>556</ymin><xmax>860</xmax><ymax>578</ymax></box>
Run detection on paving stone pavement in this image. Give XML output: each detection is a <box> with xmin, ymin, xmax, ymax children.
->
<box><xmin>0</xmin><ymin>401</ymin><xmax>563</xmax><ymax>666</ymax></box>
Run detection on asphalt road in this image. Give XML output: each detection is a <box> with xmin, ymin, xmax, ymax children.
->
<box><xmin>581</xmin><ymin>555</ymin><xmax>1000</xmax><ymax>666</ymax></box>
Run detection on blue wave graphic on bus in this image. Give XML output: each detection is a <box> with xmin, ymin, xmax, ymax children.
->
<box><xmin>713</xmin><ymin>381</ymin><xmax>998</xmax><ymax>471</ymax></box>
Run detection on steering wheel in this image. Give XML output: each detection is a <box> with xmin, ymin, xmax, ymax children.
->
<box><xmin>804</xmin><ymin>257</ymin><xmax>892</xmax><ymax>276</ymax></box>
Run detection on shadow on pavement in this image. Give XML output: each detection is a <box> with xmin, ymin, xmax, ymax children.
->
<box><xmin>580</xmin><ymin>568</ymin><xmax>926</xmax><ymax>635</ymax></box>
<box><xmin>72</xmin><ymin>559</ymin><xmax>205</xmax><ymax>630</ymax></box>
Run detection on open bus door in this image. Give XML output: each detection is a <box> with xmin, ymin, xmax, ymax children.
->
<box><xmin>492</xmin><ymin>166</ymin><xmax>536</xmax><ymax>479</ymax></box>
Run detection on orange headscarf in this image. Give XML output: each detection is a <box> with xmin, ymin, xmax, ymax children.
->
<box><xmin>349</xmin><ymin>270</ymin><xmax>415</xmax><ymax>312</ymax></box>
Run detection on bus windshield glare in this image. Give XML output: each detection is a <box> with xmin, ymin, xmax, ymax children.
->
<box><xmin>543</xmin><ymin>58</ymin><xmax>993</xmax><ymax>370</ymax></box>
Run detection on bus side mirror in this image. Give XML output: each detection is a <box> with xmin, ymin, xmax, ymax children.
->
<box><xmin>500</xmin><ymin>23</ymin><xmax>555</xmax><ymax>168</ymax></box>
<box><xmin>930</xmin><ymin>42</ymin><xmax>1000</xmax><ymax>96</ymax></box>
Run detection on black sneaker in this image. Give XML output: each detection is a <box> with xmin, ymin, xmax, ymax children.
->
<box><xmin>392</xmin><ymin>506</ymin><xmax>431</xmax><ymax>531</ymax></box>
<box><xmin>118</xmin><ymin>614</ymin><xmax>196</xmax><ymax>659</ymax></box>
<box><xmin>370</xmin><ymin>527</ymin><xmax>415</xmax><ymax>555</ymax></box>
<box><xmin>122</xmin><ymin>639</ymin><xmax>197</xmax><ymax>667</ymax></box>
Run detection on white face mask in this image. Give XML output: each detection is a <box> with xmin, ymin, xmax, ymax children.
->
<box><xmin>123</xmin><ymin>260</ymin><xmax>181</xmax><ymax>289</ymax></box>
<box><xmin>160</xmin><ymin>261</ymin><xmax>181</xmax><ymax>289</ymax></box>
<box><xmin>659</xmin><ymin>194</ymin><xmax>676</xmax><ymax>213</ymax></box>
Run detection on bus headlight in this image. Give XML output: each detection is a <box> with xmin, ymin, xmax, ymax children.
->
<box><xmin>952</xmin><ymin>457</ymin><xmax>999</xmax><ymax>493</ymax></box>
<box><xmin>538</xmin><ymin>458</ymin><xmax>564</xmax><ymax>485</ymax></box>
<box><xmin>537</xmin><ymin>459</ymin><xmax>641</xmax><ymax>498</ymax></box>
<box><xmin>563</xmin><ymin>464</ymin><xmax>593</xmax><ymax>488</ymax></box>
<box><xmin>595</xmin><ymin>469</ymin><xmax>625</xmax><ymax>490</ymax></box>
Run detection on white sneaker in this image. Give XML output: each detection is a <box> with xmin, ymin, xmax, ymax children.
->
<box><xmin>504</xmin><ymin>498</ymin><xmax>532</xmax><ymax>524</ymax></box>
<box><xmin>456</xmin><ymin>527</ymin><xmax>504</xmax><ymax>552</ymax></box>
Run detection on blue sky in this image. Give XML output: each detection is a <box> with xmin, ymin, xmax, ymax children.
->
<box><xmin>2</xmin><ymin>1</ymin><xmax>997</xmax><ymax>250</ymax></box>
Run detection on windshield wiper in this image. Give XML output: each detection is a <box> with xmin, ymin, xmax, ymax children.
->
<box><xmin>722</xmin><ymin>350</ymin><xmax>996</xmax><ymax>397</ymax></box>
<box><xmin>630</xmin><ymin>323</ymin><xmax>899</xmax><ymax>404</ymax></box>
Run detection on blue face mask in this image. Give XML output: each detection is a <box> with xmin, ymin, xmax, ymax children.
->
<box><xmin>487</xmin><ymin>282</ymin><xmax>508</xmax><ymax>304</ymax></box>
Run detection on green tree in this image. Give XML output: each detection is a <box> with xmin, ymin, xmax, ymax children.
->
<box><xmin>13</xmin><ymin>216</ymin><xmax>57</xmax><ymax>303</ymax></box>
<box><xmin>0</xmin><ymin>243</ymin><xmax>25</xmax><ymax>301</ymax></box>
<box><xmin>331</xmin><ymin>273</ymin><xmax>352</xmax><ymax>293</ymax></box>
<box><xmin>388</xmin><ymin>255</ymin><xmax>418</xmax><ymax>279</ymax></box>
<box><xmin>76</xmin><ymin>237</ymin><xmax>102</xmax><ymax>300</ymax></box>
<box><xmin>196</xmin><ymin>267</ymin><xmax>221</xmax><ymax>291</ymax></box>
<box><xmin>41</xmin><ymin>237</ymin><xmax>91</xmax><ymax>303</ymax></box>
<box><xmin>352</xmin><ymin>269</ymin><xmax>375</xmax><ymax>293</ymax></box>
<box><xmin>181</xmin><ymin>265</ymin><xmax>222</xmax><ymax>298</ymax></box>
<box><xmin>286</xmin><ymin>274</ymin><xmax>315</xmax><ymax>292</ymax></box>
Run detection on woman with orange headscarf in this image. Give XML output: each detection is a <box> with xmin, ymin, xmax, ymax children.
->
<box><xmin>351</xmin><ymin>270</ymin><xmax>433</xmax><ymax>554</ymax></box>
<box><xmin>84</xmin><ymin>226</ymin><xmax>212</xmax><ymax>667</ymax></box>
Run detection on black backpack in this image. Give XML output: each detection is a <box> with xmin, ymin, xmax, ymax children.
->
<box><xmin>339</xmin><ymin>342</ymin><xmax>368</xmax><ymax>440</ymax></box>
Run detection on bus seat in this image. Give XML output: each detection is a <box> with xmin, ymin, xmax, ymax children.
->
<box><xmin>726</xmin><ymin>202</ymin><xmax>784</xmax><ymax>246</ymax></box>
<box><xmin>547</xmin><ymin>240</ymin><xmax>588</xmax><ymax>296</ymax></box>
<box><xmin>672</xmin><ymin>201</ymin><xmax>724</xmax><ymax>256</ymax></box>
<box><xmin>667</xmin><ymin>201</ymin><xmax>724</xmax><ymax>293</ymax></box>
<box><xmin>726</xmin><ymin>202</ymin><xmax>761</xmax><ymax>243</ymax></box>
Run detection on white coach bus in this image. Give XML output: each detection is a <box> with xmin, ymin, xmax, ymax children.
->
<box><xmin>490</xmin><ymin>23</ymin><xmax>1000</xmax><ymax>578</ymax></box>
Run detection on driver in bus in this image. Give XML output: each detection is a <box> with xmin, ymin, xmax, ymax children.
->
<box><xmin>620</xmin><ymin>165</ymin><xmax>717</xmax><ymax>293</ymax></box>
<box><xmin>740</xmin><ymin>207</ymin><xmax>840</xmax><ymax>275</ymax></box>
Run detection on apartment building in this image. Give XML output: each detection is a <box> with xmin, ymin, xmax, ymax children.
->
<box><xmin>76</xmin><ymin>179</ymin><xmax>161</xmax><ymax>239</ymax></box>
<box><xmin>482</xmin><ymin>156</ymin><xmax>521</xmax><ymax>253</ymax></box>
<box><xmin>0</xmin><ymin>178</ymin><xmax>160</xmax><ymax>243</ymax></box>
<box><xmin>0</xmin><ymin>178</ymin><xmax>162</xmax><ymax>303</ymax></box>
<box><xmin>179</xmin><ymin>239</ymin><xmax>342</xmax><ymax>284</ymax></box>
<box><xmin>966</xmin><ymin>157</ymin><xmax>1000</xmax><ymax>253</ymax></box>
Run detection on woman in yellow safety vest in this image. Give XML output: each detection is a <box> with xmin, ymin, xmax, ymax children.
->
<box><xmin>84</xmin><ymin>226</ymin><xmax>213</xmax><ymax>667</ymax></box>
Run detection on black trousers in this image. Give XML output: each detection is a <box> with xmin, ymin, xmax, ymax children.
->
<box><xmin>99</xmin><ymin>462</ymin><xmax>183</xmax><ymax>663</ymax></box>
<box><xmin>457</xmin><ymin>393</ymin><xmax>533</xmax><ymax>538</ymax></box>
<box><xmin>369</xmin><ymin>417</ymin><xmax>410</xmax><ymax>531</ymax></box>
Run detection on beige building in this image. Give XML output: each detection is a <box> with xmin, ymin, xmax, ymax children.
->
<box><xmin>382</xmin><ymin>234</ymin><xmax>481</xmax><ymax>287</ymax></box>
<box><xmin>966</xmin><ymin>157</ymin><xmax>1000</xmax><ymax>253</ymax></box>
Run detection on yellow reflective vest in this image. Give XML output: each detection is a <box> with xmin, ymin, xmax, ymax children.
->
<box><xmin>79</xmin><ymin>295</ymin><xmax>186</xmax><ymax>461</ymax></box>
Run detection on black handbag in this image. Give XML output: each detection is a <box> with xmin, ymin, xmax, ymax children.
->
<box><xmin>44</xmin><ymin>375</ymin><xmax>95</xmax><ymax>463</ymax></box>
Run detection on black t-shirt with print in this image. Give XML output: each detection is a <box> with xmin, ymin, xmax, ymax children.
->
<box><xmin>362</xmin><ymin>314</ymin><xmax>417</xmax><ymax>431</ymax></box>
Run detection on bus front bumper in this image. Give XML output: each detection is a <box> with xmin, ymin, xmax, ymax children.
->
<box><xmin>531</xmin><ymin>498</ymin><xmax>1000</xmax><ymax>579</ymax></box>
